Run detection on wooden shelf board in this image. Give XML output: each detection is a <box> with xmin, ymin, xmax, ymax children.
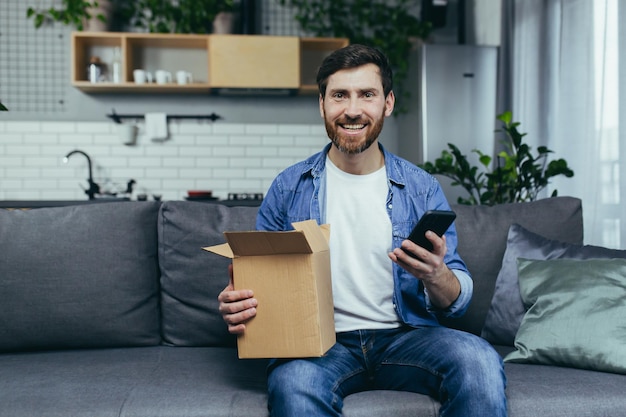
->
<box><xmin>73</xmin><ymin>82</ymin><xmax>212</xmax><ymax>94</ymax></box>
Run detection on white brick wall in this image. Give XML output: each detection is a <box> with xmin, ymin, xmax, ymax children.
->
<box><xmin>0</xmin><ymin>120</ymin><xmax>328</xmax><ymax>201</ymax></box>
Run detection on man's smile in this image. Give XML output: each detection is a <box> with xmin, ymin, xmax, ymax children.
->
<box><xmin>340</xmin><ymin>123</ymin><xmax>366</xmax><ymax>131</ymax></box>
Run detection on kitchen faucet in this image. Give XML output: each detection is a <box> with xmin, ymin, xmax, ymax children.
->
<box><xmin>63</xmin><ymin>149</ymin><xmax>100</xmax><ymax>200</ymax></box>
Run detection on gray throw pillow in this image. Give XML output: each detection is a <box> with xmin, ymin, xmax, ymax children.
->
<box><xmin>0</xmin><ymin>202</ymin><xmax>161</xmax><ymax>352</ymax></box>
<box><xmin>505</xmin><ymin>258</ymin><xmax>626</xmax><ymax>375</ymax></box>
<box><xmin>158</xmin><ymin>201</ymin><xmax>258</xmax><ymax>347</ymax></box>
<box><xmin>481</xmin><ymin>223</ymin><xmax>626</xmax><ymax>346</ymax></box>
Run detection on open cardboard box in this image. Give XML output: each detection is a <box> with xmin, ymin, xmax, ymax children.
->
<box><xmin>203</xmin><ymin>220</ymin><xmax>335</xmax><ymax>359</ymax></box>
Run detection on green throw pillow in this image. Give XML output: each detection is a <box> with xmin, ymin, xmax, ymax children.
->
<box><xmin>505</xmin><ymin>258</ymin><xmax>626</xmax><ymax>375</ymax></box>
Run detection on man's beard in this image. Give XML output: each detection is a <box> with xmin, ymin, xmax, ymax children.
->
<box><xmin>324</xmin><ymin>111</ymin><xmax>385</xmax><ymax>155</ymax></box>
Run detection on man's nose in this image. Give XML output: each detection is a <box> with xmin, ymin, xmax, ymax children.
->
<box><xmin>344</xmin><ymin>98</ymin><xmax>363</xmax><ymax>118</ymax></box>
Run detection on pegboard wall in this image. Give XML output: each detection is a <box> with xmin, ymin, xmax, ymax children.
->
<box><xmin>0</xmin><ymin>0</ymin><xmax>309</xmax><ymax>118</ymax></box>
<box><xmin>260</xmin><ymin>0</ymin><xmax>304</xmax><ymax>36</ymax></box>
<box><xmin>0</xmin><ymin>0</ymin><xmax>69</xmax><ymax>113</ymax></box>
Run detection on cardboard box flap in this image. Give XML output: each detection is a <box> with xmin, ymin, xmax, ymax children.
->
<box><xmin>224</xmin><ymin>230</ymin><xmax>313</xmax><ymax>256</ymax></box>
<box><xmin>292</xmin><ymin>220</ymin><xmax>330</xmax><ymax>253</ymax></box>
<box><xmin>203</xmin><ymin>219</ymin><xmax>329</xmax><ymax>258</ymax></box>
<box><xmin>204</xmin><ymin>242</ymin><xmax>234</xmax><ymax>258</ymax></box>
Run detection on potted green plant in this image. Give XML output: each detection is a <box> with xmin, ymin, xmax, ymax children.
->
<box><xmin>27</xmin><ymin>0</ymin><xmax>112</xmax><ymax>31</ymax></box>
<box><xmin>419</xmin><ymin>111</ymin><xmax>575</xmax><ymax>205</ymax></box>
<box><xmin>119</xmin><ymin>0</ymin><xmax>235</xmax><ymax>34</ymax></box>
<box><xmin>278</xmin><ymin>0</ymin><xmax>432</xmax><ymax>114</ymax></box>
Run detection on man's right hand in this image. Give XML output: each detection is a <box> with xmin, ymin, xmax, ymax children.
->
<box><xmin>217</xmin><ymin>264</ymin><xmax>257</xmax><ymax>334</ymax></box>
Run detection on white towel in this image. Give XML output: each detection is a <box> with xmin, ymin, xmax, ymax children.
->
<box><xmin>145</xmin><ymin>112</ymin><xmax>169</xmax><ymax>142</ymax></box>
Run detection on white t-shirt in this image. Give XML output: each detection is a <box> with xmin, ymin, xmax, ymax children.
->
<box><xmin>325</xmin><ymin>156</ymin><xmax>401</xmax><ymax>332</ymax></box>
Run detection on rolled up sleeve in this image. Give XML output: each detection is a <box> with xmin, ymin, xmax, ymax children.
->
<box><xmin>424</xmin><ymin>269</ymin><xmax>473</xmax><ymax>317</ymax></box>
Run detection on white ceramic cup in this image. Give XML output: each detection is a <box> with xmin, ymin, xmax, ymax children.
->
<box><xmin>176</xmin><ymin>70</ymin><xmax>193</xmax><ymax>85</ymax></box>
<box><xmin>118</xmin><ymin>124</ymin><xmax>139</xmax><ymax>146</ymax></box>
<box><xmin>133</xmin><ymin>69</ymin><xmax>152</xmax><ymax>84</ymax></box>
<box><xmin>155</xmin><ymin>70</ymin><xmax>172</xmax><ymax>85</ymax></box>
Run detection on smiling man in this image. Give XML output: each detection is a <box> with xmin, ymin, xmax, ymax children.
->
<box><xmin>218</xmin><ymin>44</ymin><xmax>507</xmax><ymax>417</ymax></box>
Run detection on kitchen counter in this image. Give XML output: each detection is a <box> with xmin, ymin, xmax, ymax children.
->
<box><xmin>0</xmin><ymin>198</ymin><xmax>130</xmax><ymax>209</ymax></box>
<box><xmin>0</xmin><ymin>198</ymin><xmax>264</xmax><ymax>209</ymax></box>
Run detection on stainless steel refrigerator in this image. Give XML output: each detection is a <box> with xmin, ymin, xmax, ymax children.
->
<box><xmin>397</xmin><ymin>44</ymin><xmax>498</xmax><ymax>203</ymax></box>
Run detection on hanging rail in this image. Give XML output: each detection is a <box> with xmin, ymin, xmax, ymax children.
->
<box><xmin>106</xmin><ymin>109</ymin><xmax>222</xmax><ymax>124</ymax></box>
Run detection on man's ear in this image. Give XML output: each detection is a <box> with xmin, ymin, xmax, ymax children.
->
<box><xmin>319</xmin><ymin>94</ymin><xmax>325</xmax><ymax>119</ymax></box>
<box><xmin>384</xmin><ymin>90</ymin><xmax>396</xmax><ymax>117</ymax></box>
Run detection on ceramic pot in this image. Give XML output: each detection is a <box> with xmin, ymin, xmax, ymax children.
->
<box><xmin>84</xmin><ymin>0</ymin><xmax>112</xmax><ymax>31</ymax></box>
<box><xmin>213</xmin><ymin>12</ymin><xmax>235</xmax><ymax>34</ymax></box>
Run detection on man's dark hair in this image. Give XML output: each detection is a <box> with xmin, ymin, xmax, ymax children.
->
<box><xmin>316</xmin><ymin>44</ymin><xmax>394</xmax><ymax>99</ymax></box>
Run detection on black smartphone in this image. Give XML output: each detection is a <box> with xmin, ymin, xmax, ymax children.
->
<box><xmin>404</xmin><ymin>210</ymin><xmax>457</xmax><ymax>254</ymax></box>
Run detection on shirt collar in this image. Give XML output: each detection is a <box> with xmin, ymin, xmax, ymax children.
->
<box><xmin>303</xmin><ymin>142</ymin><xmax>407</xmax><ymax>188</ymax></box>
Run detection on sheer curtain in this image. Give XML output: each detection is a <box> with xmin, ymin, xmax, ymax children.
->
<box><xmin>503</xmin><ymin>0</ymin><xmax>623</xmax><ymax>248</ymax></box>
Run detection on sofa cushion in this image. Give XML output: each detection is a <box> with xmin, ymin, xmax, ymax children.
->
<box><xmin>481</xmin><ymin>224</ymin><xmax>626</xmax><ymax>345</ymax></box>
<box><xmin>0</xmin><ymin>346</ymin><xmax>269</xmax><ymax>417</ymax></box>
<box><xmin>0</xmin><ymin>346</ymin><xmax>441</xmax><ymax>417</ymax></box>
<box><xmin>501</xmin><ymin>351</ymin><xmax>626</xmax><ymax>417</ymax></box>
<box><xmin>0</xmin><ymin>202</ymin><xmax>161</xmax><ymax>352</ymax></box>
<box><xmin>442</xmin><ymin>197</ymin><xmax>583</xmax><ymax>335</ymax></box>
<box><xmin>158</xmin><ymin>201</ymin><xmax>258</xmax><ymax>347</ymax></box>
<box><xmin>505</xmin><ymin>258</ymin><xmax>626</xmax><ymax>375</ymax></box>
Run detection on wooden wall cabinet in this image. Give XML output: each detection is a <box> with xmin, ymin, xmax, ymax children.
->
<box><xmin>71</xmin><ymin>32</ymin><xmax>348</xmax><ymax>94</ymax></box>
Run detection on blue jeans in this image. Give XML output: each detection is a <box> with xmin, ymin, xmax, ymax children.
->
<box><xmin>267</xmin><ymin>326</ymin><xmax>507</xmax><ymax>416</ymax></box>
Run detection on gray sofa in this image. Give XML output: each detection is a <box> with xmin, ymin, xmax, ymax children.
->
<box><xmin>1</xmin><ymin>197</ymin><xmax>625</xmax><ymax>416</ymax></box>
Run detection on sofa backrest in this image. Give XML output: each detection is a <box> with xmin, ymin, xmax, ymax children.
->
<box><xmin>0</xmin><ymin>202</ymin><xmax>162</xmax><ymax>353</ymax></box>
<box><xmin>159</xmin><ymin>197</ymin><xmax>583</xmax><ymax>345</ymax></box>
<box><xmin>444</xmin><ymin>196</ymin><xmax>583</xmax><ymax>335</ymax></box>
<box><xmin>0</xmin><ymin>197</ymin><xmax>582</xmax><ymax>354</ymax></box>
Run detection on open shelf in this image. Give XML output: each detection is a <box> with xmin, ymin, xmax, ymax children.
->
<box><xmin>71</xmin><ymin>32</ymin><xmax>348</xmax><ymax>95</ymax></box>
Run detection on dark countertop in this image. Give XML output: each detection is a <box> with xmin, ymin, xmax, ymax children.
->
<box><xmin>0</xmin><ymin>198</ymin><xmax>262</xmax><ymax>209</ymax></box>
<box><xmin>0</xmin><ymin>198</ymin><xmax>130</xmax><ymax>209</ymax></box>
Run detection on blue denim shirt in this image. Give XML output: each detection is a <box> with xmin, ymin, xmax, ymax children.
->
<box><xmin>256</xmin><ymin>143</ymin><xmax>472</xmax><ymax>328</ymax></box>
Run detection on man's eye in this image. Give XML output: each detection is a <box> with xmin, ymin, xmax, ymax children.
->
<box><xmin>364</xmin><ymin>92</ymin><xmax>374</xmax><ymax>98</ymax></box>
<box><xmin>333</xmin><ymin>92</ymin><xmax>345</xmax><ymax>99</ymax></box>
